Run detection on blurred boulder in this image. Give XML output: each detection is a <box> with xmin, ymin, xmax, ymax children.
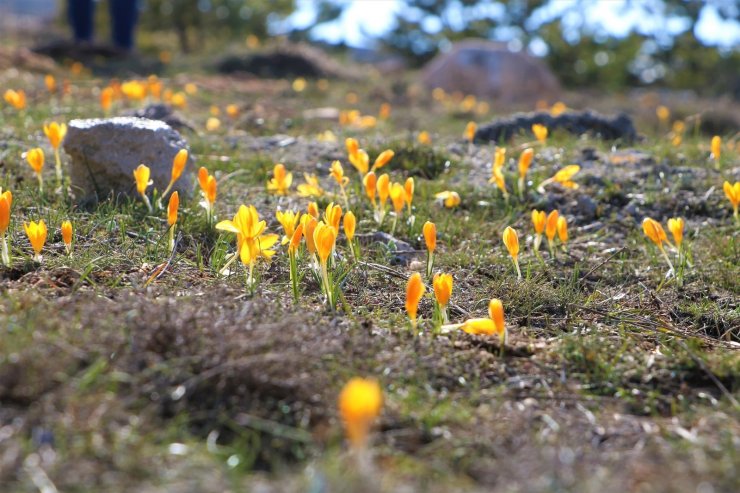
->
<box><xmin>63</xmin><ymin>117</ymin><xmax>193</xmax><ymax>203</ymax></box>
<box><xmin>421</xmin><ymin>40</ymin><xmax>560</xmax><ymax>103</ymax></box>
<box><xmin>216</xmin><ymin>42</ymin><xmax>358</xmax><ymax>79</ymax></box>
<box><xmin>0</xmin><ymin>47</ymin><xmax>56</xmax><ymax>73</ymax></box>
<box><xmin>123</xmin><ymin>104</ymin><xmax>195</xmax><ymax>132</ymax></box>
<box><xmin>474</xmin><ymin>110</ymin><xmax>638</xmax><ymax>143</ymax></box>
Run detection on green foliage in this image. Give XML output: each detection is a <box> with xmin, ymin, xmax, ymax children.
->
<box><xmin>374</xmin><ymin>0</ymin><xmax>739</xmax><ymax>96</ymax></box>
<box><xmin>139</xmin><ymin>0</ymin><xmax>294</xmax><ymax>52</ymax></box>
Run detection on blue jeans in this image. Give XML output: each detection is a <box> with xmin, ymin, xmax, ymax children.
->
<box><xmin>68</xmin><ymin>0</ymin><xmax>139</xmax><ymax>50</ymax></box>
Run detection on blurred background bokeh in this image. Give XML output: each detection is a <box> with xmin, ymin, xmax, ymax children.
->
<box><xmin>0</xmin><ymin>0</ymin><xmax>738</xmax><ymax>97</ymax></box>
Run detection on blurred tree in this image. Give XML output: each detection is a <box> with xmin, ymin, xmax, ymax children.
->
<box><xmin>371</xmin><ymin>0</ymin><xmax>739</xmax><ymax>96</ymax></box>
<box><xmin>140</xmin><ymin>0</ymin><xmax>294</xmax><ymax>52</ymax></box>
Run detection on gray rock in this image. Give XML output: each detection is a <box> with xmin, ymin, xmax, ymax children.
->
<box><xmin>421</xmin><ymin>39</ymin><xmax>560</xmax><ymax>104</ymax></box>
<box><xmin>575</xmin><ymin>194</ymin><xmax>598</xmax><ymax>220</ymax></box>
<box><xmin>63</xmin><ymin>117</ymin><xmax>193</xmax><ymax>202</ymax></box>
<box><xmin>123</xmin><ymin>103</ymin><xmax>195</xmax><ymax>132</ymax></box>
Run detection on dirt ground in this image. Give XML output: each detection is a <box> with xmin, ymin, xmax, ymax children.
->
<box><xmin>0</xmin><ymin>47</ymin><xmax>739</xmax><ymax>492</ymax></box>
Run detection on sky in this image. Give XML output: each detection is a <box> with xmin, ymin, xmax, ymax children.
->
<box><xmin>283</xmin><ymin>0</ymin><xmax>740</xmax><ymax>51</ymax></box>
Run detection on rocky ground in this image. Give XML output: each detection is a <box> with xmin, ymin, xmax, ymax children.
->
<box><xmin>0</xmin><ymin>51</ymin><xmax>738</xmax><ymax>493</ymax></box>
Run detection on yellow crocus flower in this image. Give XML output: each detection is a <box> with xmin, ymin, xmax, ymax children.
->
<box><xmin>338</xmin><ymin>377</ymin><xmax>382</xmax><ymax>449</ymax></box>
<box><xmin>267</xmin><ymin>163</ymin><xmax>293</xmax><ymax>196</ymax></box>
<box><xmin>276</xmin><ymin>210</ymin><xmax>301</xmax><ymax>245</ymax></box>
<box><xmin>307</xmin><ymin>201</ymin><xmax>319</xmax><ymax>219</ymax></box>
<box><xmin>502</xmin><ymin>226</ymin><xmax>521</xmax><ymax>279</ymax></box>
<box><xmin>24</xmin><ymin>220</ymin><xmax>47</xmax><ymax>262</ymax></box>
<box><xmin>345</xmin><ymin>137</ymin><xmax>359</xmax><ymax>156</ymax></box>
<box><xmin>133</xmin><ymin>164</ymin><xmax>153</xmax><ymax>212</ymax></box>
<box><xmin>297</xmin><ymin>173</ymin><xmax>324</xmax><ymax>198</ymax></box>
<box><xmin>324</xmin><ymin>202</ymin><xmax>343</xmax><ymax>234</ymax></box>
<box><xmin>667</xmin><ymin>217</ymin><xmax>684</xmax><ymax>249</ymax></box>
<box><xmin>460</xmin><ymin>298</ymin><xmax>506</xmax><ymax>345</ymax></box>
<box><xmin>167</xmin><ymin>191</ymin><xmax>179</xmax><ymax>252</ymax></box>
<box><xmin>550</xmin><ymin>101</ymin><xmax>566</xmax><ymax>116</ymax></box>
<box><xmin>464</xmin><ymin>121</ymin><xmax>477</xmax><ymax>142</ymax></box>
<box><xmin>330</xmin><ymin>160</ymin><xmax>349</xmax><ymax>187</ymax></box>
<box><xmin>545</xmin><ymin>210</ymin><xmax>559</xmax><ymax>255</ymax></box>
<box><xmin>433</xmin><ymin>273</ymin><xmax>453</xmax><ymax>323</ymax></box>
<box><xmin>100</xmin><ymin>87</ymin><xmax>114</xmax><ymax>114</ymax></box>
<box><xmin>45</xmin><ymin>121</ymin><xmax>68</xmax><ymax>183</ymax></box>
<box><xmin>711</xmin><ymin>136</ymin><xmax>721</xmax><ymax>163</ymax></box>
<box><xmin>314</xmin><ymin>221</ymin><xmax>338</xmax><ymax>307</ymax></box>
<box><xmin>226</xmin><ymin>104</ymin><xmax>240</xmax><ymax>119</ymax></box>
<box><xmin>557</xmin><ymin>216</ymin><xmax>568</xmax><ymax>248</ymax></box>
<box><xmin>301</xmin><ymin>214</ymin><xmax>318</xmax><ymax>256</ymax></box>
<box><xmin>61</xmin><ymin>220</ymin><xmax>73</xmax><ymax>255</ymax></box>
<box><xmin>377</xmin><ymin>174</ymin><xmax>391</xmax><ymax>209</ymax></box>
<box><xmin>343</xmin><ymin>211</ymin><xmax>356</xmax><ymax>242</ymax></box>
<box><xmin>314</xmin><ymin>221</ymin><xmax>336</xmax><ymax>265</ymax></box>
<box><xmin>491</xmin><ymin>166</ymin><xmax>508</xmax><ymax>199</ymax></box>
<box><xmin>390</xmin><ymin>183</ymin><xmax>405</xmax><ymax>216</ymax></box>
<box><xmin>404</xmin><ymin>177</ymin><xmax>415</xmax><ymax>215</ymax></box>
<box><xmin>372</xmin><ymin>149</ymin><xmax>394</xmax><ymax>171</ymax></box>
<box><xmin>0</xmin><ymin>190</ymin><xmax>12</xmax><ymax>266</ymax></box>
<box><xmin>538</xmin><ymin>165</ymin><xmax>580</xmax><ymax>193</ymax></box>
<box><xmin>642</xmin><ymin>217</ymin><xmax>674</xmax><ymax>273</ymax></box>
<box><xmin>723</xmin><ymin>181</ymin><xmax>740</xmax><ymax>221</ymax></box>
<box><xmin>364</xmin><ymin>172</ymin><xmax>377</xmax><ymax>207</ymax></box>
<box><xmin>656</xmin><ymin>105</ymin><xmax>670</xmax><ymax>124</ymax></box>
<box><xmin>423</xmin><ymin>220</ymin><xmax>437</xmax><ymax>256</ymax></box>
<box><xmin>45</xmin><ymin>74</ymin><xmax>57</xmax><ymax>93</ymax></box>
<box><xmin>532</xmin><ymin>123</ymin><xmax>548</xmax><ymax>143</ymax></box>
<box><xmin>288</xmin><ymin>223</ymin><xmax>304</xmax><ymax>255</ymax></box>
<box><xmin>4</xmin><ymin>89</ymin><xmax>26</xmax><ymax>110</ymax></box>
<box><xmin>43</xmin><ymin>122</ymin><xmax>67</xmax><ymax>150</ymax></box>
<box><xmin>349</xmin><ymin>149</ymin><xmax>370</xmax><ymax>175</ymax></box>
<box><xmin>519</xmin><ymin>147</ymin><xmax>534</xmax><ymax>180</ymax></box>
<box><xmin>167</xmin><ymin>191</ymin><xmax>179</xmax><ymax>226</ymax></box>
<box><xmin>160</xmin><ymin>149</ymin><xmax>189</xmax><ymax>200</ymax></box>
<box><xmin>379</xmin><ymin>102</ymin><xmax>391</xmax><ymax>120</ymax></box>
<box><xmin>405</xmin><ymin>272</ymin><xmax>426</xmax><ymax>328</ymax></box>
<box><xmin>532</xmin><ymin>209</ymin><xmax>546</xmax><ymax>253</ymax></box>
<box><xmin>434</xmin><ymin>190</ymin><xmax>461</xmax><ymax>208</ymax></box>
<box><xmin>517</xmin><ymin>148</ymin><xmax>533</xmax><ymax>197</ymax></box>
<box><xmin>26</xmin><ymin>148</ymin><xmax>45</xmax><ymax>192</ymax></box>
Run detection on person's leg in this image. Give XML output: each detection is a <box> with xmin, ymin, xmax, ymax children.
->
<box><xmin>68</xmin><ymin>0</ymin><xmax>95</xmax><ymax>43</ymax></box>
<box><xmin>109</xmin><ymin>0</ymin><xmax>139</xmax><ymax>50</ymax></box>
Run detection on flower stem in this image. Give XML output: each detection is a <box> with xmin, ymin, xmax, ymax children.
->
<box><xmin>141</xmin><ymin>194</ymin><xmax>153</xmax><ymax>213</ymax></box>
<box><xmin>518</xmin><ymin>176</ymin><xmax>525</xmax><ymax>200</ymax></box>
<box><xmin>54</xmin><ymin>149</ymin><xmax>62</xmax><ymax>184</ymax></box>
<box><xmin>168</xmin><ymin>225</ymin><xmax>175</xmax><ymax>252</ymax></box>
<box><xmin>340</xmin><ymin>185</ymin><xmax>349</xmax><ymax>211</ymax></box>
<box><xmin>1</xmin><ymin>234</ymin><xmax>10</xmax><ymax>267</ymax></box>
<box><xmin>513</xmin><ymin>258</ymin><xmax>522</xmax><ymax>280</ymax></box>
<box><xmin>289</xmin><ymin>251</ymin><xmax>299</xmax><ymax>302</ymax></box>
<box><xmin>320</xmin><ymin>260</ymin><xmax>333</xmax><ymax>310</ymax></box>
<box><xmin>659</xmin><ymin>245</ymin><xmax>674</xmax><ymax>275</ymax></box>
<box><xmin>533</xmin><ymin>234</ymin><xmax>542</xmax><ymax>254</ymax></box>
<box><xmin>247</xmin><ymin>261</ymin><xmax>255</xmax><ymax>294</ymax></box>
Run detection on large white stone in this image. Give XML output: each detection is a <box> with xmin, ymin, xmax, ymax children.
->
<box><xmin>63</xmin><ymin>117</ymin><xmax>193</xmax><ymax>202</ymax></box>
